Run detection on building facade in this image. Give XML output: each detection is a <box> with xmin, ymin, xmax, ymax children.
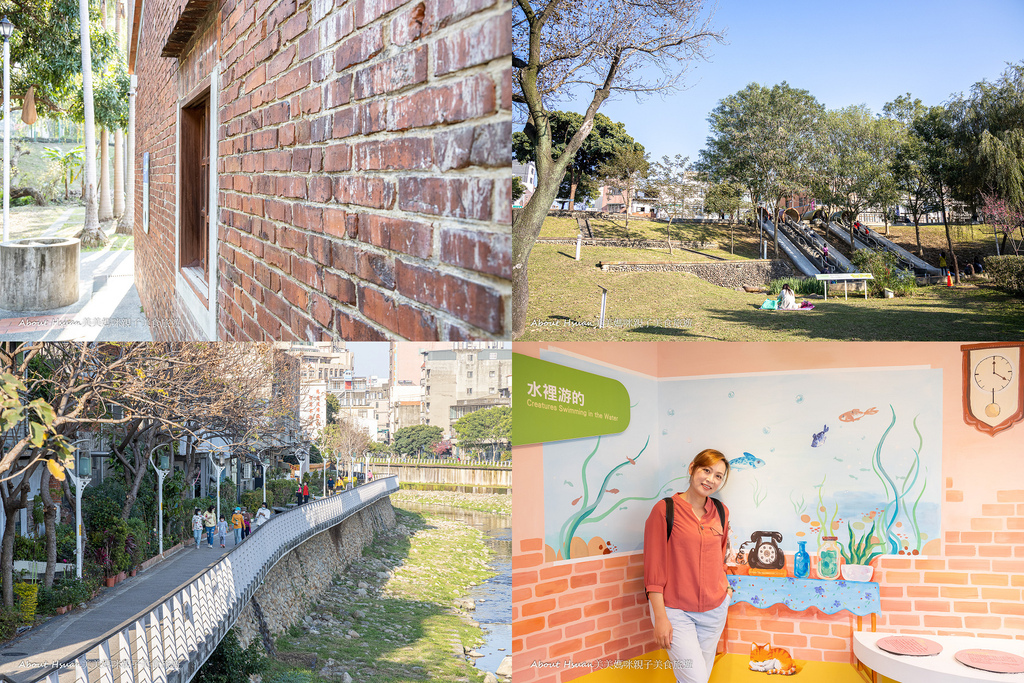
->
<box><xmin>128</xmin><ymin>0</ymin><xmax>512</xmax><ymax>342</ymax></box>
<box><xmin>421</xmin><ymin>347</ymin><xmax>510</xmax><ymax>437</ymax></box>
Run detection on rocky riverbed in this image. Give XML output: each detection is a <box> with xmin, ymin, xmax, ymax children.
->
<box><xmin>389</xmin><ymin>488</ymin><xmax>511</xmax><ymax>516</ymax></box>
<box><xmin>264</xmin><ymin>506</ymin><xmax>510</xmax><ymax>683</ymax></box>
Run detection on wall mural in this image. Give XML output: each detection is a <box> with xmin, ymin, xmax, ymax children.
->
<box><xmin>541</xmin><ymin>350</ymin><xmax>943</xmax><ymax>565</ymax></box>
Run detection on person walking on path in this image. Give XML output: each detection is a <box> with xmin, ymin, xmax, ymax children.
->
<box><xmin>231</xmin><ymin>507</ymin><xmax>245</xmax><ymax>545</ymax></box>
<box><xmin>302</xmin><ymin>482</ymin><xmax>310</xmax><ymax>504</ymax></box>
<box><xmin>242</xmin><ymin>508</ymin><xmax>252</xmax><ymax>538</ymax></box>
<box><xmin>254</xmin><ymin>502</ymin><xmax>271</xmax><ymax>529</ymax></box>
<box><xmin>217</xmin><ymin>515</ymin><xmax>228</xmax><ymax>548</ymax></box>
<box><xmin>203</xmin><ymin>506</ymin><xmax>216</xmax><ymax>548</ymax></box>
<box><xmin>191</xmin><ymin>508</ymin><xmax>204</xmax><ymax>549</ymax></box>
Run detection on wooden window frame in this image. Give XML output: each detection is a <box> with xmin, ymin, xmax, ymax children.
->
<box><xmin>178</xmin><ymin>83</ymin><xmax>212</xmax><ymax>305</ymax></box>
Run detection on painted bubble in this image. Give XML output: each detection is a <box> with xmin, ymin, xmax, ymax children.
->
<box><xmin>763</xmin><ymin>426</ymin><xmax>771</xmax><ymax>434</ymax></box>
<box><xmin>795</xmin><ymin>394</ymin><xmax>804</xmax><ymax>404</ymax></box>
<box><xmin>667</xmin><ymin>409</ymin><xmax>675</xmax><ymax>416</ymax></box>
<box><xmin>662</xmin><ymin>430</ymin><xmax>668</xmax><ymax>436</ymax></box>
<box><xmin>728</xmin><ymin>391</ymin><xmax>735</xmax><ymax>398</ymax></box>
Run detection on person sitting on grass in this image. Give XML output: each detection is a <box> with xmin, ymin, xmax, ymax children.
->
<box><xmin>778</xmin><ymin>284</ymin><xmax>798</xmax><ymax>310</ymax></box>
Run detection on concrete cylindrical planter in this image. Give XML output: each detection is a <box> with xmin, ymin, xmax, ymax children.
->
<box><xmin>0</xmin><ymin>237</ymin><xmax>80</xmax><ymax>311</ymax></box>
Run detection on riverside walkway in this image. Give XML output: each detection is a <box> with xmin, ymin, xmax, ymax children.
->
<box><xmin>0</xmin><ymin>477</ymin><xmax>398</xmax><ymax>683</ymax></box>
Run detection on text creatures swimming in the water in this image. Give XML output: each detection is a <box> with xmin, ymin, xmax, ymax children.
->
<box><xmin>839</xmin><ymin>407</ymin><xmax>878</xmax><ymax>422</ymax></box>
<box><xmin>730</xmin><ymin>452</ymin><xmax>766</xmax><ymax>470</ymax></box>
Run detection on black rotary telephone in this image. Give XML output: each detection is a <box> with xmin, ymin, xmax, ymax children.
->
<box><xmin>747</xmin><ymin>531</ymin><xmax>785</xmax><ymax>570</ymax></box>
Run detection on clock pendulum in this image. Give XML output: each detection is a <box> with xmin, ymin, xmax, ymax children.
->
<box><xmin>974</xmin><ymin>354</ymin><xmax>1012</xmax><ymax>419</ymax></box>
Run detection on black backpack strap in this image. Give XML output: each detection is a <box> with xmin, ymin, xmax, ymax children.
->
<box><xmin>664</xmin><ymin>496</ymin><xmax>674</xmax><ymax>540</ymax></box>
<box><xmin>710</xmin><ymin>497</ymin><xmax>725</xmax><ymax>530</ymax></box>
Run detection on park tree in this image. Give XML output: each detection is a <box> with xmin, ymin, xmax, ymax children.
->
<box><xmin>392</xmin><ymin>425</ymin><xmax>443</xmax><ymax>456</ymax></box>
<box><xmin>811</xmin><ymin>105</ymin><xmax>901</xmax><ymax>226</ymax></box>
<box><xmin>511</xmin><ymin>0</ymin><xmax>723</xmax><ymax>337</ymax></box>
<box><xmin>698</xmin><ymin>82</ymin><xmax>823</xmax><ymax>257</ymax></box>
<box><xmin>596</xmin><ymin>144</ymin><xmax>649</xmax><ymax>235</ymax></box>
<box><xmin>453</xmin><ymin>406</ymin><xmax>511</xmax><ymax>460</ymax></box>
<box><xmin>885</xmin><ymin>94</ymin><xmax>936</xmax><ymax>255</ymax></box>
<box><xmin>513</xmin><ymin>111</ymin><xmax>641</xmax><ymax>208</ymax></box>
<box><xmin>646</xmin><ymin>154</ymin><xmax>693</xmax><ymax>253</ymax></box>
<box><xmin>913</xmin><ymin>105</ymin><xmax>964</xmax><ymax>283</ymax></box>
<box><xmin>703</xmin><ymin>179</ymin><xmax>745</xmax><ymax>253</ymax></box>
<box><xmin>78</xmin><ymin>0</ymin><xmax>103</xmax><ymax>246</ymax></box>
<box><xmin>512</xmin><ymin>176</ymin><xmax>526</xmax><ymax>202</ymax></box>
<box><xmin>946</xmin><ymin>62</ymin><xmax>1024</xmax><ymax>216</ymax></box>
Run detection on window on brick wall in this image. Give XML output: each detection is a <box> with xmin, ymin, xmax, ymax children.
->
<box><xmin>180</xmin><ymin>90</ymin><xmax>210</xmax><ymax>278</ymax></box>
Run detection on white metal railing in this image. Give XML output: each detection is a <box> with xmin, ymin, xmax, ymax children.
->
<box><xmin>16</xmin><ymin>476</ymin><xmax>399</xmax><ymax>683</ymax></box>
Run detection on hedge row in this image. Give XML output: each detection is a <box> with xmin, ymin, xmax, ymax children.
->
<box><xmin>985</xmin><ymin>255</ymin><xmax>1024</xmax><ymax>294</ymax></box>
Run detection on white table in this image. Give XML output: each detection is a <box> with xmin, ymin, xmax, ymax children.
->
<box><xmin>854</xmin><ymin>631</ymin><xmax>1024</xmax><ymax>682</ymax></box>
<box><xmin>815</xmin><ymin>272</ymin><xmax>874</xmax><ymax>300</ymax></box>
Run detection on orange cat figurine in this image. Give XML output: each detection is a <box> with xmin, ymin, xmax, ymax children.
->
<box><xmin>748</xmin><ymin>642</ymin><xmax>796</xmax><ymax>675</ymax></box>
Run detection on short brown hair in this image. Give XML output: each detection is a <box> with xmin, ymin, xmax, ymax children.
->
<box><xmin>689</xmin><ymin>448</ymin><xmax>730</xmax><ymax>488</ymax></box>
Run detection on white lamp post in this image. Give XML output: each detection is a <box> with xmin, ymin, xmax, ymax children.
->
<box><xmin>208</xmin><ymin>451</ymin><xmax>227</xmax><ymax>520</ymax></box>
<box><xmin>148</xmin><ymin>445</ymin><xmax>172</xmax><ymax>555</ymax></box>
<box><xmin>0</xmin><ymin>17</ymin><xmax>13</xmax><ymax>243</ymax></box>
<box><xmin>66</xmin><ymin>439</ymin><xmax>92</xmax><ymax>580</ymax></box>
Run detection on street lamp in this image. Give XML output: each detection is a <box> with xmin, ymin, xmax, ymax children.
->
<box><xmin>148</xmin><ymin>445</ymin><xmax>172</xmax><ymax>555</ymax></box>
<box><xmin>0</xmin><ymin>16</ymin><xmax>13</xmax><ymax>243</ymax></box>
<box><xmin>208</xmin><ymin>451</ymin><xmax>228</xmax><ymax>520</ymax></box>
<box><xmin>66</xmin><ymin>439</ymin><xmax>92</xmax><ymax>580</ymax></box>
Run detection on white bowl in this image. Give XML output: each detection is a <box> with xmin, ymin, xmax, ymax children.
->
<box><xmin>840</xmin><ymin>564</ymin><xmax>874</xmax><ymax>582</ymax></box>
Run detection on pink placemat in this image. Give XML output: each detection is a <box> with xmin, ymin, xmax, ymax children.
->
<box><xmin>954</xmin><ymin>649</ymin><xmax>1024</xmax><ymax>674</ymax></box>
<box><xmin>876</xmin><ymin>636</ymin><xmax>942</xmax><ymax>656</ymax></box>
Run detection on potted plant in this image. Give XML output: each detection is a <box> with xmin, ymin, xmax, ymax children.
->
<box><xmin>840</xmin><ymin>513</ymin><xmax>885</xmax><ymax>581</ymax></box>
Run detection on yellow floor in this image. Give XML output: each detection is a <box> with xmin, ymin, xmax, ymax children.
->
<box><xmin>570</xmin><ymin>651</ymin><xmax>895</xmax><ymax>682</ymax></box>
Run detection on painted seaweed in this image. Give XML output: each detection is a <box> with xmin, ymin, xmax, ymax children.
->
<box><xmin>871</xmin><ymin>406</ymin><xmax>928</xmax><ymax>554</ymax></box>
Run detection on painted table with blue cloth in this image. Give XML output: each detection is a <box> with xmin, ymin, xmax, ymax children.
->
<box><xmin>727</xmin><ymin>575</ymin><xmax>881</xmax><ymax>615</ymax></box>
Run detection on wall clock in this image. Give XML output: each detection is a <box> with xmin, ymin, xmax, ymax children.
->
<box><xmin>962</xmin><ymin>343</ymin><xmax>1024</xmax><ymax>436</ymax></box>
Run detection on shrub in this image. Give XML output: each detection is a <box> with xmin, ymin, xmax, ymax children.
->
<box><xmin>767</xmin><ymin>277</ymin><xmax>823</xmax><ymax>297</ymax></box>
<box><xmin>193</xmin><ymin>629</ymin><xmax>266</xmax><ymax>683</ymax></box>
<box><xmin>13</xmin><ymin>535</ymin><xmax>43</xmax><ymax>562</ymax></box>
<box><xmin>13</xmin><ymin>583</ymin><xmax>38</xmax><ymax>623</ymax></box>
<box><xmin>241</xmin><ymin>490</ymin><xmax>263</xmax><ymax>513</ymax></box>
<box><xmin>850</xmin><ymin>249</ymin><xmax>916</xmax><ymax>296</ymax></box>
<box><xmin>0</xmin><ymin>606</ymin><xmax>21</xmax><ymax>639</ymax></box>
<box><xmin>985</xmin><ymin>255</ymin><xmax>1024</xmax><ymax>294</ymax></box>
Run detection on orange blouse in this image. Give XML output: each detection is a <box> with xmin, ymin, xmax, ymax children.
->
<box><xmin>643</xmin><ymin>493</ymin><xmax>730</xmax><ymax>612</ymax></box>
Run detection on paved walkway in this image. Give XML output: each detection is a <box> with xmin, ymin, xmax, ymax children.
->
<box><xmin>0</xmin><ymin>535</ymin><xmax>246</xmax><ymax>682</ymax></box>
<box><xmin>0</xmin><ymin>246</ymin><xmax>151</xmax><ymax>341</ymax></box>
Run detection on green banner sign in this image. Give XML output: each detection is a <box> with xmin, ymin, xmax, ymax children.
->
<box><xmin>513</xmin><ymin>353</ymin><xmax>631</xmax><ymax>445</ymax></box>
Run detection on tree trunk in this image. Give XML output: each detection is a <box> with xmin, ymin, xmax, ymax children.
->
<box><xmin>1</xmin><ymin>473</ymin><xmax>33</xmax><ymax>607</ymax></box>
<box><xmin>40</xmin><ymin>468</ymin><xmax>58</xmax><ymax>588</ymax></box>
<box><xmin>568</xmin><ymin>169</ymin><xmax>578</xmax><ymax>208</ymax></box>
<box><xmin>99</xmin><ymin>128</ymin><xmax>113</xmax><ymax>221</ymax></box>
<box><xmin>914</xmin><ymin>219</ymin><xmax>923</xmax><ymax>256</ymax></box>
<box><xmin>11</xmin><ymin>187</ymin><xmax>46</xmax><ymax>206</ymax></box>
<box><xmin>116</xmin><ymin>77</ymin><xmax>135</xmax><ymax>235</ymax></box>
<box><xmin>113</xmin><ymin>129</ymin><xmax>125</xmax><ymax>218</ymax></box>
<box><xmin>79</xmin><ymin>0</ymin><xmax>105</xmax><ymax>247</ymax></box>
<box><xmin>941</xmin><ymin>200</ymin><xmax>960</xmax><ymax>285</ymax></box>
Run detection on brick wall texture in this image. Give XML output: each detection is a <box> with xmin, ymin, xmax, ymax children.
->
<box><xmin>513</xmin><ymin>485</ymin><xmax>1024</xmax><ymax>683</ymax></box>
<box><xmin>132</xmin><ymin>0</ymin><xmax>512</xmax><ymax>341</ymax></box>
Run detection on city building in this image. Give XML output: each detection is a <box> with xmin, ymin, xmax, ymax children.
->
<box><xmin>127</xmin><ymin>0</ymin><xmax>512</xmax><ymax>342</ymax></box>
<box><xmin>421</xmin><ymin>347</ymin><xmax>511</xmax><ymax>438</ymax></box>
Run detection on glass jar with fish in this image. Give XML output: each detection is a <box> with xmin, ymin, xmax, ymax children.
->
<box><xmin>817</xmin><ymin>536</ymin><xmax>841</xmax><ymax>580</ymax></box>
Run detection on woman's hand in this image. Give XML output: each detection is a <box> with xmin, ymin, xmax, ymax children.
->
<box><xmin>653</xmin><ymin>615</ymin><xmax>673</xmax><ymax>650</ymax></box>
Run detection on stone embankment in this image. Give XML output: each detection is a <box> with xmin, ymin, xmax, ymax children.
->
<box><xmin>597</xmin><ymin>260</ymin><xmax>794</xmax><ymax>288</ymax></box>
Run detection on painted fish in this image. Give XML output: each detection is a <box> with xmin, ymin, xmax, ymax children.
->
<box><xmin>729</xmin><ymin>452</ymin><xmax>765</xmax><ymax>470</ymax></box>
<box><xmin>839</xmin><ymin>407</ymin><xmax>878</xmax><ymax>422</ymax></box>
<box><xmin>811</xmin><ymin>424</ymin><xmax>829</xmax><ymax>447</ymax></box>
<box><xmin>605</xmin><ymin>488</ymin><xmax>620</xmax><ymax>494</ymax></box>
<box><xmin>571</xmin><ymin>496</ymin><xmax>582</xmax><ymax>506</ymax></box>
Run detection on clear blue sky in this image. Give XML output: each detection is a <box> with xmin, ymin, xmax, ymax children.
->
<box><xmin>556</xmin><ymin>0</ymin><xmax>1024</xmax><ymax>163</ymax></box>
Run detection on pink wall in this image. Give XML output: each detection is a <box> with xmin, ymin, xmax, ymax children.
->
<box><xmin>513</xmin><ymin>342</ymin><xmax>1024</xmax><ymax>683</ymax></box>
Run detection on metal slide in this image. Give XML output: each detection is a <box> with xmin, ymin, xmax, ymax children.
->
<box><xmin>825</xmin><ymin>213</ymin><xmax>938</xmax><ymax>276</ymax></box>
<box><xmin>777</xmin><ymin>209</ymin><xmax>855</xmax><ymax>273</ymax></box>
<box><xmin>759</xmin><ymin>218</ymin><xmax>821</xmax><ymax>277</ymax></box>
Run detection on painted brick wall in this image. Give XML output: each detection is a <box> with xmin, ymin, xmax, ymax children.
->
<box><xmin>132</xmin><ymin>0</ymin><xmax>511</xmax><ymax>341</ymax></box>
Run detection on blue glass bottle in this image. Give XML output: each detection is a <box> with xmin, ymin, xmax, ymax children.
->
<box><xmin>794</xmin><ymin>540</ymin><xmax>810</xmax><ymax>579</ymax></box>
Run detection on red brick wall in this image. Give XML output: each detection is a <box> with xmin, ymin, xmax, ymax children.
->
<box><xmin>132</xmin><ymin>0</ymin><xmax>511</xmax><ymax>340</ymax></box>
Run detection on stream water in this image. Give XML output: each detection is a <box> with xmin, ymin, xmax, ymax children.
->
<box><xmin>395</xmin><ymin>501</ymin><xmax>512</xmax><ymax>676</ymax></box>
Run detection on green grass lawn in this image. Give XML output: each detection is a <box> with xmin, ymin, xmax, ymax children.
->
<box><xmin>521</xmin><ymin>243</ymin><xmax>1024</xmax><ymax>341</ymax></box>
<box><xmin>545</xmin><ymin>243</ymin><xmax>747</xmax><ymax>264</ymax></box>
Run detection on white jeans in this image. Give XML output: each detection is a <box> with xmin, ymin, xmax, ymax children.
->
<box><xmin>653</xmin><ymin>594</ymin><xmax>730</xmax><ymax>683</ymax></box>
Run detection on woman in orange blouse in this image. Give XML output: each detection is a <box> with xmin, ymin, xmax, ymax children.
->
<box><xmin>644</xmin><ymin>449</ymin><xmax>733</xmax><ymax>683</ymax></box>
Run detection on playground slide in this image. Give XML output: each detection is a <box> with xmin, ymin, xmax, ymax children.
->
<box><xmin>781</xmin><ymin>218</ymin><xmax>855</xmax><ymax>273</ymax></box>
<box><xmin>826</xmin><ymin>221</ymin><xmax>939</xmax><ymax>276</ymax></box>
<box><xmin>759</xmin><ymin>219</ymin><xmax>821</xmax><ymax>277</ymax></box>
